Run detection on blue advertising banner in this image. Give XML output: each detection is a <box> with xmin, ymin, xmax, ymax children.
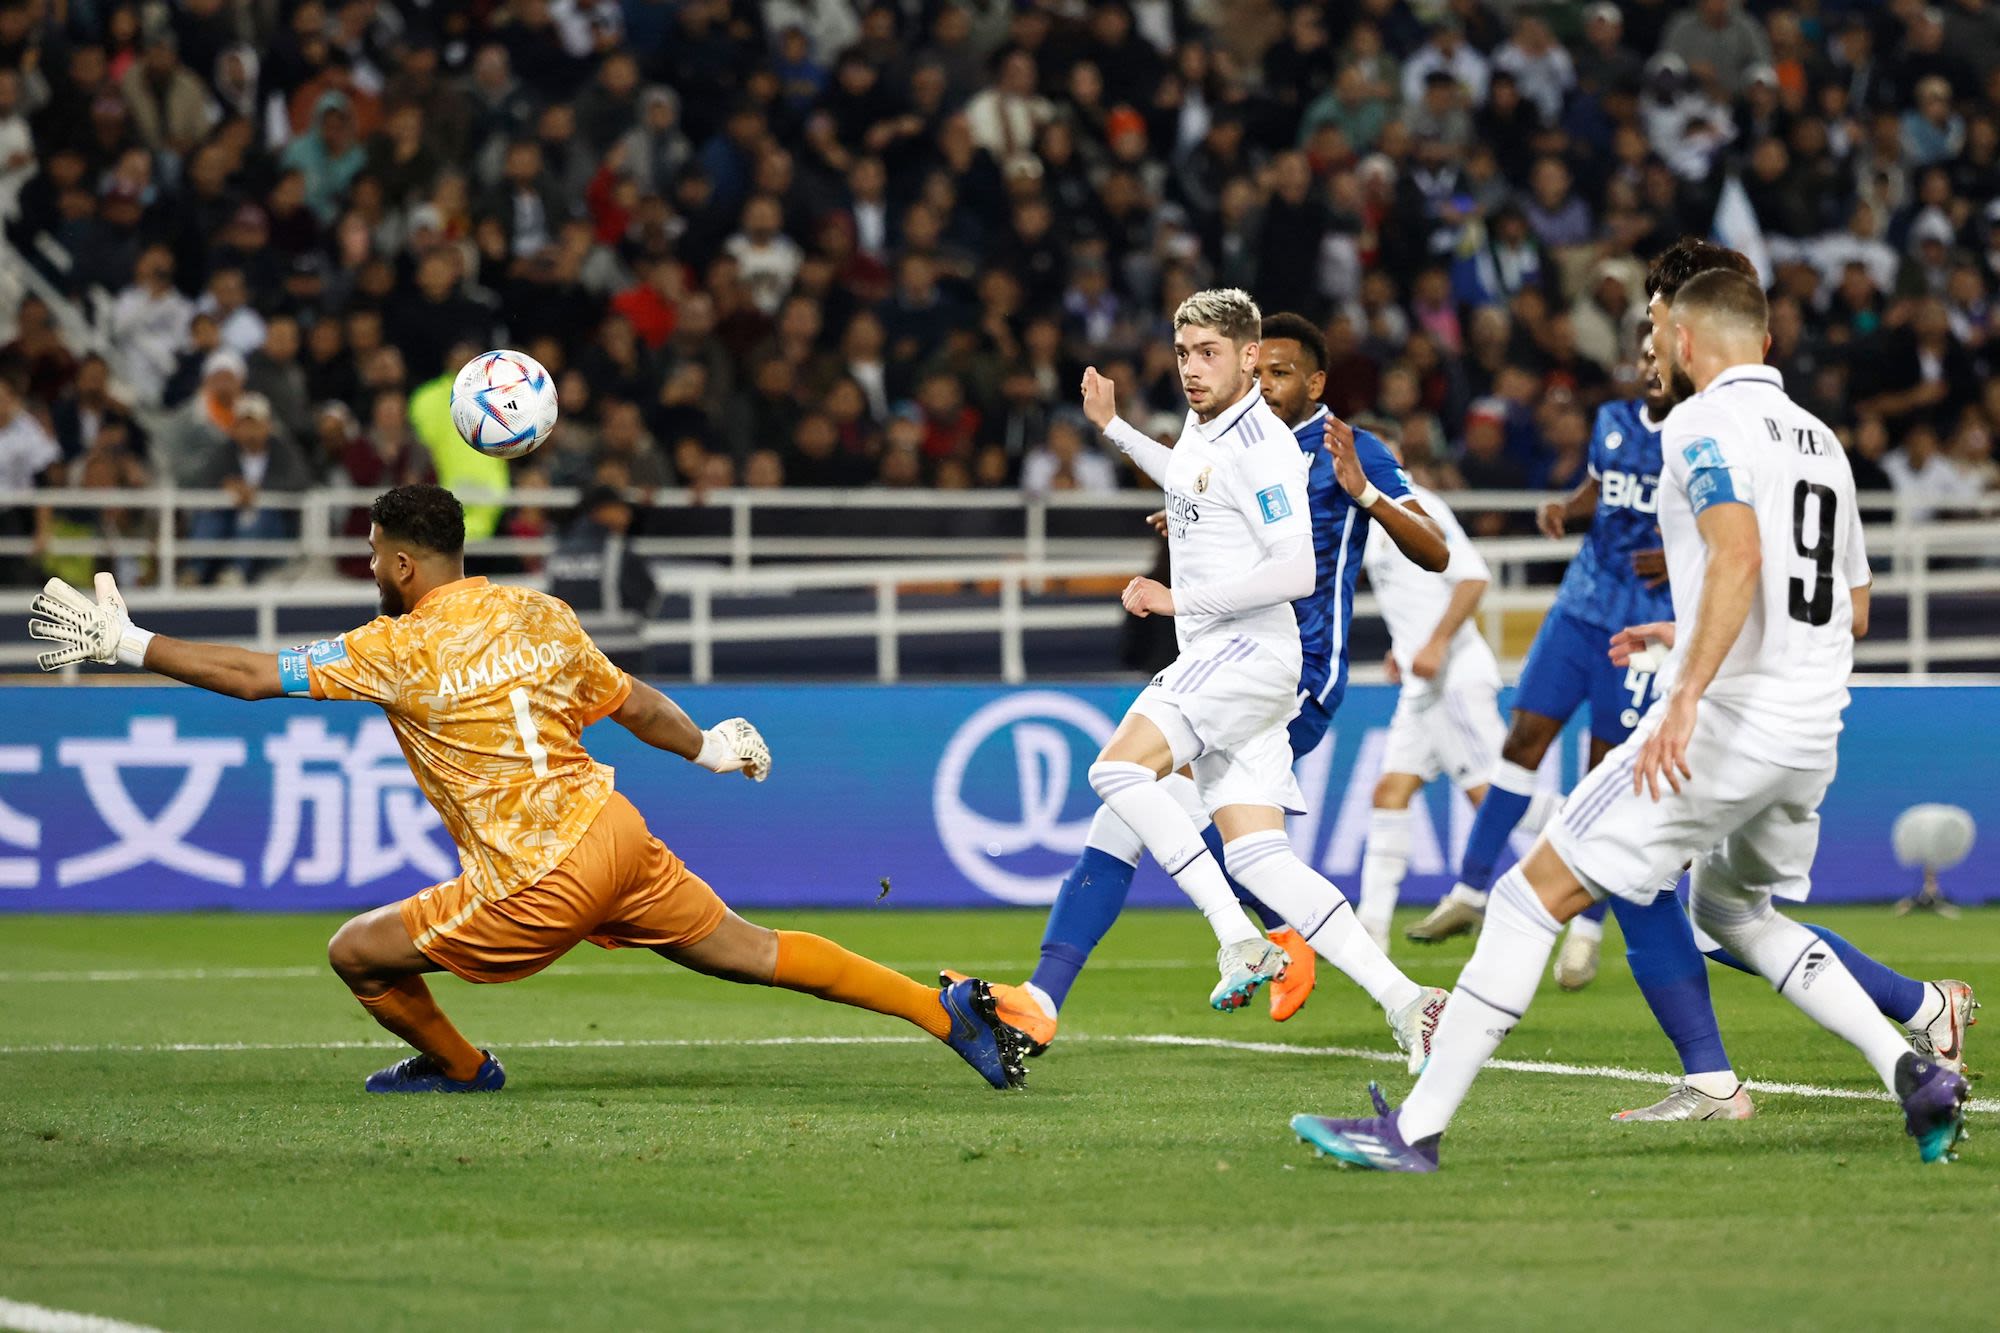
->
<box><xmin>0</xmin><ymin>684</ymin><xmax>1990</xmax><ymax>912</ymax></box>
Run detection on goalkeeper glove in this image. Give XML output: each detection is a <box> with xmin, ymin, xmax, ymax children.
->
<box><xmin>28</xmin><ymin>573</ymin><xmax>154</xmax><ymax>671</ymax></box>
<box><xmin>693</xmin><ymin>717</ymin><xmax>771</xmax><ymax>782</ymax></box>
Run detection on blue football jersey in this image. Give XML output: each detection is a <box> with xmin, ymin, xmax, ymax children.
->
<box><xmin>1552</xmin><ymin>397</ymin><xmax>1676</xmax><ymax>631</ymax></box>
<box><xmin>1293</xmin><ymin>407</ymin><xmax>1413</xmax><ymax>711</ymax></box>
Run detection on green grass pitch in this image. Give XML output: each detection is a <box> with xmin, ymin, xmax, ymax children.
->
<box><xmin>3</xmin><ymin>907</ymin><xmax>1996</xmax><ymax>1331</ymax></box>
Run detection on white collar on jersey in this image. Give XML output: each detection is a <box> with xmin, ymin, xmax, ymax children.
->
<box><xmin>1189</xmin><ymin>383</ymin><xmax>1262</xmax><ymax>440</ymax></box>
<box><xmin>1699</xmin><ymin>364</ymin><xmax>1784</xmax><ymax>396</ymax></box>
<box><xmin>1297</xmin><ymin>404</ymin><xmax>1330</xmax><ymax>437</ymax></box>
<box><xmin>1637</xmin><ymin>405</ymin><xmax>1660</xmax><ymax>432</ymax></box>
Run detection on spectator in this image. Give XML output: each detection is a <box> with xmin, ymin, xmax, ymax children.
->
<box><xmin>963</xmin><ymin>48</ymin><xmax>1052</xmax><ymax>174</ymax></box>
<box><xmin>1882</xmin><ymin>423</ymin><xmax>1980</xmax><ymax>521</ymax></box>
<box><xmin>185</xmin><ymin>392</ymin><xmax>313</xmax><ymax>584</ymax></box>
<box><xmin>1022</xmin><ymin>413</ymin><xmax>1118</xmax><ymax>495</ymax></box>
<box><xmin>51</xmin><ymin>355</ymin><xmax>143</xmax><ymax>468</ymax></box>
<box><xmin>1401</xmin><ymin>20</ymin><xmax>1489</xmax><ymax>108</ymax></box>
<box><xmin>246</xmin><ymin>317</ymin><xmax>312</xmax><ymax>444</ymax></box>
<box><xmin>120</xmin><ymin>28</ymin><xmax>211</xmax><ymax>159</ymax></box>
<box><xmin>1491</xmin><ymin>16</ymin><xmax>1574</xmax><ymax>125</ymax></box>
<box><xmin>1662</xmin><ymin>0</ymin><xmax>1773</xmax><ymax>99</ymax></box>
<box><xmin>157</xmin><ymin>347</ymin><xmax>245</xmax><ymax>486</ymax></box>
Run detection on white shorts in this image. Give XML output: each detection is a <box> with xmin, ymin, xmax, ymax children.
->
<box><xmin>1381</xmin><ymin>683</ymin><xmax>1505</xmax><ymax>790</ymax></box>
<box><xmin>1128</xmin><ymin>634</ymin><xmax>1306</xmax><ymax>815</ymax></box>
<box><xmin>1548</xmin><ymin>703</ymin><xmax>1833</xmax><ymax>906</ymax></box>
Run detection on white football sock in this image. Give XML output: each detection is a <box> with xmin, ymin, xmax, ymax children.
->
<box><xmin>1520</xmin><ymin>788</ymin><xmax>1558</xmax><ymax>837</ymax></box>
<box><xmin>1224</xmin><ymin>830</ymin><xmax>1420</xmax><ymax>1013</ymax></box>
<box><xmin>1082</xmin><ymin>803</ymin><xmax>1145</xmax><ymax>866</ymax></box>
<box><xmin>1682</xmin><ymin>1070</ymin><xmax>1743</xmax><ymax>1100</ymax></box>
<box><xmin>1359</xmin><ymin>806</ymin><xmax>1412</xmax><ymax>942</ymax></box>
<box><xmin>1567</xmin><ymin>912</ymin><xmax>1604</xmax><ymax>945</ymax></box>
<box><xmin>1693</xmin><ymin>883</ymin><xmax>1911</xmax><ymax>1090</ymax></box>
<box><xmin>1446</xmin><ymin>882</ymin><xmax>1489</xmax><ymax>909</ymax></box>
<box><xmin>1399</xmin><ymin>867</ymin><xmax>1560</xmax><ymax>1141</ymax></box>
<box><xmin>1159</xmin><ymin>770</ymin><xmax>1212</xmax><ymax>829</ymax></box>
<box><xmin>1087</xmin><ymin>761</ymin><xmax>1259</xmax><ymax>947</ymax></box>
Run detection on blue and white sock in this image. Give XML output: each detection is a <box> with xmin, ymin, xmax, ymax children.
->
<box><xmin>1450</xmin><ymin>759</ymin><xmax>1538</xmax><ymax>907</ymax></box>
<box><xmin>1028</xmin><ymin>802</ymin><xmax>1145</xmax><ymax>1014</ymax></box>
<box><xmin>1706</xmin><ymin>923</ymin><xmax>1926</xmax><ymax>1025</ymax></box>
<box><xmin>1608</xmin><ymin>893</ymin><xmax>1735</xmax><ymax>1087</ymax></box>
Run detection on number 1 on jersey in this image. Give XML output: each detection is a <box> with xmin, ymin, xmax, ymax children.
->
<box><xmin>509</xmin><ymin>686</ymin><xmax>550</xmax><ymax>777</ymax></box>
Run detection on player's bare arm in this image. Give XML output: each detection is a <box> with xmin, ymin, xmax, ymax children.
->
<box><xmin>1324</xmin><ymin>414</ymin><xmax>1448</xmax><ymax>571</ymax></box>
<box><xmin>29</xmin><ymin>573</ymin><xmax>287</xmax><ymax>699</ymax></box>
<box><xmin>612</xmin><ymin>676</ymin><xmax>772</xmax><ymax>781</ymax></box>
<box><xmin>1633</xmin><ymin>502</ymin><xmax>1760</xmax><ymax>800</ymax></box>
<box><xmin>1851</xmin><ymin>582</ymin><xmax>1871</xmax><ymax>638</ymax></box>
<box><xmin>1538</xmin><ymin>475</ymin><xmax>1599</xmax><ymax>539</ymax></box>
<box><xmin>1413</xmin><ymin>576</ymin><xmax>1487</xmax><ymax>680</ymax></box>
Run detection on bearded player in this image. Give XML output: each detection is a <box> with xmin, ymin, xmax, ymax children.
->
<box><xmin>28</xmin><ymin>485</ymin><xmax>1030</xmax><ymax>1093</ymax></box>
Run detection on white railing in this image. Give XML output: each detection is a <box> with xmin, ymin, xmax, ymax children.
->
<box><xmin>6</xmin><ymin>485</ymin><xmax>1998</xmax><ymax>581</ymax></box>
<box><xmin>5</xmin><ymin>487</ymin><xmax>1999</xmax><ymax>680</ymax></box>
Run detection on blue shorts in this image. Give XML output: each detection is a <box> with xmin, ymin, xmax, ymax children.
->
<box><xmin>1288</xmin><ymin>691</ymin><xmax>1334</xmax><ymax>759</ymax></box>
<box><xmin>1512</xmin><ymin>607</ymin><xmax>1661</xmax><ymax>744</ymax></box>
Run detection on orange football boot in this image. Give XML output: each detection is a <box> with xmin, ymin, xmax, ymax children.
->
<box><xmin>940</xmin><ymin>970</ymin><xmax>1057</xmax><ymax>1056</ymax></box>
<box><xmin>1266</xmin><ymin>928</ymin><xmax>1316</xmax><ymax>1021</ymax></box>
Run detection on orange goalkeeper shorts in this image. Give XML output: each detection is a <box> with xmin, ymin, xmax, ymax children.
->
<box><xmin>399</xmin><ymin>791</ymin><xmax>728</xmax><ymax>985</ymax></box>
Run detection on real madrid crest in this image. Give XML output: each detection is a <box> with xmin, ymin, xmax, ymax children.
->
<box><xmin>1195</xmin><ymin>466</ymin><xmax>1212</xmax><ymax>493</ymax></box>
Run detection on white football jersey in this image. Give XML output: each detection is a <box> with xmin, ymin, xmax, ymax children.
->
<box><xmin>1362</xmin><ymin>483</ymin><xmax>1500</xmax><ymax>698</ymax></box>
<box><xmin>1655</xmin><ymin>364</ymin><xmax>1869</xmax><ymax>767</ymax></box>
<box><xmin>1160</xmin><ymin>385</ymin><xmax>1313</xmax><ymax>673</ymax></box>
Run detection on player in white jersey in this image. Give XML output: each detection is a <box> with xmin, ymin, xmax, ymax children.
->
<box><xmin>1291</xmin><ymin>268</ymin><xmax>1971</xmax><ymax>1169</ymax></box>
<box><xmin>1356</xmin><ymin>480</ymin><xmax>1552</xmax><ymax>951</ymax></box>
<box><xmin>1081</xmin><ymin>287</ymin><xmax>1450</xmax><ymax>1070</ymax></box>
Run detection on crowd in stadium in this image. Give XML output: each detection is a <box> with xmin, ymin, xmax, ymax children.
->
<box><xmin>1</xmin><ymin>0</ymin><xmax>1999</xmax><ymax>582</ymax></box>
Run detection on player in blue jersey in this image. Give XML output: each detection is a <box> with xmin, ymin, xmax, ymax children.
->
<box><xmin>948</xmin><ymin>311</ymin><xmax>1450</xmax><ymax>1053</ymax></box>
<box><xmin>1404</xmin><ymin>239</ymin><xmax>1974</xmax><ymax>1118</ymax></box>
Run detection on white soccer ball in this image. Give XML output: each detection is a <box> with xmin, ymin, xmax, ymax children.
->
<box><xmin>450</xmin><ymin>349</ymin><xmax>558</xmax><ymax>459</ymax></box>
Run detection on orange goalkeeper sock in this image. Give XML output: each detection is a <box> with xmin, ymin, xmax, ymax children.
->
<box><xmin>771</xmin><ymin>930</ymin><xmax>951</xmax><ymax>1039</ymax></box>
<box><xmin>355</xmin><ymin>975</ymin><xmax>487</xmax><ymax>1081</ymax></box>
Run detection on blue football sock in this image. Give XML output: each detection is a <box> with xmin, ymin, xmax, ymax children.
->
<box><xmin>1457</xmin><ymin>785</ymin><xmax>1533</xmax><ymax>893</ymax></box>
<box><xmin>1610</xmin><ymin>895</ymin><xmax>1733</xmax><ymax>1076</ymax></box>
<box><xmin>1030</xmin><ymin>847</ymin><xmax>1136</xmax><ymax>1012</ymax></box>
<box><xmin>1804</xmin><ymin>925</ymin><xmax>1926</xmax><ymax>1023</ymax></box>
<box><xmin>1205</xmin><ymin>822</ymin><xmax>1286</xmax><ymax>932</ymax></box>
<box><xmin>1578</xmin><ymin>897</ymin><xmax>1609</xmax><ymax>924</ymax></box>
<box><xmin>1701</xmin><ymin>925</ymin><xmax>1924</xmax><ymax>1024</ymax></box>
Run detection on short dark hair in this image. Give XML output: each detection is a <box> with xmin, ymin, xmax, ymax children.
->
<box><xmin>371</xmin><ymin>484</ymin><xmax>465</xmax><ymax>556</ymax></box>
<box><xmin>1259</xmin><ymin>312</ymin><xmax>1329</xmax><ymax>373</ymax></box>
<box><xmin>1645</xmin><ymin>237</ymin><xmax>1758</xmax><ymax>301</ymax></box>
<box><xmin>1671</xmin><ymin>268</ymin><xmax>1769</xmax><ymax>331</ymax></box>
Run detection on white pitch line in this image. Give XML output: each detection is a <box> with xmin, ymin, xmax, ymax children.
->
<box><xmin>0</xmin><ymin>959</ymin><xmax>1207</xmax><ymax>984</ymax></box>
<box><xmin>0</xmin><ymin>1029</ymin><xmax>1990</xmax><ymax>1115</ymax></box>
<box><xmin>0</xmin><ymin>1297</ymin><xmax>168</xmax><ymax>1333</ymax></box>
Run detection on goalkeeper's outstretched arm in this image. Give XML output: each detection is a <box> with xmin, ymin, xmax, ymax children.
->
<box><xmin>29</xmin><ymin>573</ymin><xmax>284</xmax><ymax>699</ymax></box>
<box><xmin>144</xmin><ymin>636</ymin><xmax>285</xmax><ymax>700</ymax></box>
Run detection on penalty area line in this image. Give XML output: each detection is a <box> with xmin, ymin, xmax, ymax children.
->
<box><xmin>0</xmin><ymin>1297</ymin><xmax>169</xmax><ymax>1333</ymax></box>
<box><xmin>0</xmin><ymin>1030</ymin><xmax>1990</xmax><ymax>1115</ymax></box>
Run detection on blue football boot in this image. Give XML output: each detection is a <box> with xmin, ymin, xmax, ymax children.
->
<box><xmin>365</xmin><ymin>1050</ymin><xmax>507</xmax><ymax>1094</ymax></box>
<box><xmin>939</xmin><ymin>977</ymin><xmax>1028</xmax><ymax>1090</ymax></box>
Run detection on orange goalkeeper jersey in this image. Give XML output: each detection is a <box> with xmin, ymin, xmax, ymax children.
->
<box><xmin>277</xmin><ymin>577</ymin><xmax>634</xmax><ymax>900</ymax></box>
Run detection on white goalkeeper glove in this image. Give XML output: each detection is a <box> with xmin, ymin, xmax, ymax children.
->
<box><xmin>28</xmin><ymin>573</ymin><xmax>154</xmax><ymax>671</ymax></box>
<box><xmin>693</xmin><ymin>717</ymin><xmax>771</xmax><ymax>782</ymax></box>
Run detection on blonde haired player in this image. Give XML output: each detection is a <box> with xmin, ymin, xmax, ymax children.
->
<box><xmin>28</xmin><ymin>485</ymin><xmax>1030</xmax><ymax>1092</ymax></box>
<box><xmin>1070</xmin><ymin>288</ymin><xmax>1450</xmax><ymax>1069</ymax></box>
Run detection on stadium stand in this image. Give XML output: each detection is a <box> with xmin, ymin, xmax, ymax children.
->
<box><xmin>1</xmin><ymin>0</ymin><xmax>1996</xmax><ymax>674</ymax></box>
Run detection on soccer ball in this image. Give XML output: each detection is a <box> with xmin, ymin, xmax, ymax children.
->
<box><xmin>450</xmin><ymin>349</ymin><xmax>558</xmax><ymax>459</ymax></box>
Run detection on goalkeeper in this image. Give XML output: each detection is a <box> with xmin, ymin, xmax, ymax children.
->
<box><xmin>29</xmin><ymin>484</ymin><xmax>1030</xmax><ymax>1093</ymax></box>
